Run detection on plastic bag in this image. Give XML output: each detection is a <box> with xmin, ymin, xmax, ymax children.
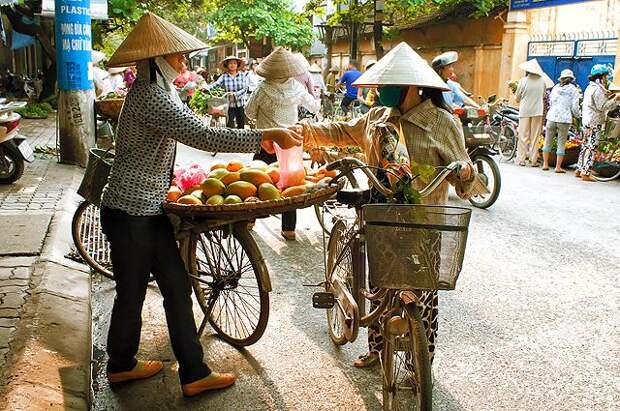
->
<box><xmin>274</xmin><ymin>143</ymin><xmax>305</xmax><ymax>189</ymax></box>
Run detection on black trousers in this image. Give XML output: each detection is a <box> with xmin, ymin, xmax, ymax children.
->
<box><xmin>341</xmin><ymin>95</ymin><xmax>355</xmax><ymax>112</ymax></box>
<box><xmin>100</xmin><ymin>207</ymin><xmax>211</xmax><ymax>384</ymax></box>
<box><xmin>227</xmin><ymin>107</ymin><xmax>246</xmax><ymax>129</ymax></box>
<box><xmin>253</xmin><ymin>149</ymin><xmax>296</xmax><ymax>231</ymax></box>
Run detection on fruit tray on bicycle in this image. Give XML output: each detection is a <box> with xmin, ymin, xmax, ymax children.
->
<box><xmin>164</xmin><ymin>180</ymin><xmax>345</xmax><ymax>220</ymax></box>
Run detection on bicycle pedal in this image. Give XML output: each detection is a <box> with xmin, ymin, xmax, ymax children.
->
<box><xmin>312</xmin><ymin>292</ymin><xmax>335</xmax><ymax>309</ymax></box>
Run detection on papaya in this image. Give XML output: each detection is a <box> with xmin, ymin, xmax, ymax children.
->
<box><xmin>220</xmin><ymin>171</ymin><xmax>241</xmax><ymax>185</ymax></box>
<box><xmin>225</xmin><ymin>181</ymin><xmax>257</xmax><ymax>199</ymax></box>
<box><xmin>206</xmin><ymin>194</ymin><xmax>224</xmax><ymax>205</ymax></box>
<box><xmin>200</xmin><ymin>178</ymin><xmax>226</xmax><ymax>198</ymax></box>
<box><xmin>281</xmin><ymin>185</ymin><xmax>307</xmax><ymax>198</ymax></box>
<box><xmin>226</xmin><ymin>160</ymin><xmax>244</xmax><ymax>172</ymax></box>
<box><xmin>247</xmin><ymin>160</ymin><xmax>269</xmax><ymax>170</ymax></box>
<box><xmin>177</xmin><ymin>195</ymin><xmax>203</xmax><ymax>205</ymax></box>
<box><xmin>166</xmin><ymin>186</ymin><xmax>182</xmax><ymax>202</ymax></box>
<box><xmin>240</xmin><ymin>169</ymin><xmax>272</xmax><ymax>186</ymax></box>
<box><xmin>224</xmin><ymin>195</ymin><xmax>243</xmax><ymax>204</ymax></box>
<box><xmin>266</xmin><ymin>167</ymin><xmax>280</xmax><ymax>184</ymax></box>
<box><xmin>210</xmin><ymin>163</ymin><xmax>226</xmax><ymax>171</ymax></box>
<box><xmin>258</xmin><ymin>183</ymin><xmax>281</xmax><ymax>201</ymax></box>
<box><xmin>209</xmin><ymin>168</ymin><xmax>229</xmax><ymax>180</ymax></box>
<box><xmin>191</xmin><ymin>190</ymin><xmax>205</xmax><ymax>202</ymax></box>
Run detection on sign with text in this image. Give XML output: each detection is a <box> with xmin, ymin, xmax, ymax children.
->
<box><xmin>55</xmin><ymin>0</ymin><xmax>93</xmax><ymax>91</ymax></box>
<box><xmin>511</xmin><ymin>0</ymin><xmax>595</xmax><ymax>10</ymax></box>
<box><xmin>41</xmin><ymin>0</ymin><xmax>108</xmax><ymax>19</ymax></box>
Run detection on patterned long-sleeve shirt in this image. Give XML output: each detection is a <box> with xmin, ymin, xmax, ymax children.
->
<box><xmin>205</xmin><ymin>72</ymin><xmax>249</xmax><ymax>107</ymax></box>
<box><xmin>101</xmin><ymin>79</ymin><xmax>262</xmax><ymax>216</ymax></box>
<box><xmin>582</xmin><ymin>80</ymin><xmax>618</xmax><ymax>128</ymax></box>
<box><xmin>546</xmin><ymin>83</ymin><xmax>580</xmax><ymax>124</ymax></box>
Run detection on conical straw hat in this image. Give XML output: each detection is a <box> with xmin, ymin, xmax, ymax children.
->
<box><xmin>519</xmin><ymin>59</ymin><xmax>554</xmax><ymax>88</ymax></box>
<box><xmin>256</xmin><ymin>47</ymin><xmax>308</xmax><ymax>80</ymax></box>
<box><xmin>107</xmin><ymin>12</ymin><xmax>207</xmax><ymax>67</ymax></box>
<box><xmin>353</xmin><ymin>42</ymin><xmax>449</xmax><ymax>90</ymax></box>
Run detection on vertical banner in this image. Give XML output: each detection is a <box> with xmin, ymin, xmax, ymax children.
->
<box><xmin>55</xmin><ymin>0</ymin><xmax>92</xmax><ymax>91</ymax></box>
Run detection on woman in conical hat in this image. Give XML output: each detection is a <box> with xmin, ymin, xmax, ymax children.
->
<box><xmin>101</xmin><ymin>12</ymin><xmax>301</xmax><ymax>397</ymax></box>
<box><xmin>299</xmin><ymin>42</ymin><xmax>484</xmax><ymax>369</ymax></box>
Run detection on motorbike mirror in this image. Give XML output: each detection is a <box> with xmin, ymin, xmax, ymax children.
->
<box><xmin>488</xmin><ymin>94</ymin><xmax>497</xmax><ymax>103</ymax></box>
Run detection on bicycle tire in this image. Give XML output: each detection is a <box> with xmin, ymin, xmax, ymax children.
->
<box><xmin>498</xmin><ymin>124</ymin><xmax>517</xmax><ymax>162</ymax></box>
<box><xmin>469</xmin><ymin>154</ymin><xmax>501</xmax><ymax>209</ymax></box>
<box><xmin>325</xmin><ymin>219</ymin><xmax>357</xmax><ymax>346</ymax></box>
<box><xmin>191</xmin><ymin>226</ymin><xmax>270</xmax><ymax>347</ymax></box>
<box><xmin>592</xmin><ymin>168</ymin><xmax>620</xmax><ymax>182</ymax></box>
<box><xmin>71</xmin><ymin>200</ymin><xmax>114</xmax><ymax>279</ymax></box>
<box><xmin>382</xmin><ymin>302</ymin><xmax>433</xmax><ymax>411</ymax></box>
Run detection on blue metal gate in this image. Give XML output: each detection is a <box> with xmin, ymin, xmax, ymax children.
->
<box><xmin>528</xmin><ymin>34</ymin><xmax>617</xmax><ymax>90</ymax></box>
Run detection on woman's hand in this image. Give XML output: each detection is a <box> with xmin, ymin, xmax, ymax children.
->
<box><xmin>261</xmin><ymin>128</ymin><xmax>303</xmax><ymax>154</ymax></box>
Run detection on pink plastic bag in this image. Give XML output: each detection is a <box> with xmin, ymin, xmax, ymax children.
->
<box><xmin>274</xmin><ymin>143</ymin><xmax>305</xmax><ymax>189</ymax></box>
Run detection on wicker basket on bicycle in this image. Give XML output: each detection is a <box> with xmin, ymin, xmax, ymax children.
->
<box><xmin>95</xmin><ymin>98</ymin><xmax>125</xmax><ymax>121</ymax></box>
<box><xmin>207</xmin><ymin>96</ymin><xmax>229</xmax><ymax>118</ymax></box>
<box><xmin>164</xmin><ymin>180</ymin><xmax>345</xmax><ymax>220</ymax></box>
<box><xmin>364</xmin><ymin>204</ymin><xmax>472</xmax><ymax>291</ymax></box>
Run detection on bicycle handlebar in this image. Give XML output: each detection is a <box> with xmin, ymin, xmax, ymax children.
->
<box><xmin>328</xmin><ymin>157</ymin><xmax>460</xmax><ymax>199</ymax></box>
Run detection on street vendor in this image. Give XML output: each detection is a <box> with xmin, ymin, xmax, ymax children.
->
<box><xmin>203</xmin><ymin>55</ymin><xmax>248</xmax><ymax>128</ymax></box>
<box><xmin>431</xmin><ymin>51</ymin><xmax>480</xmax><ymax>109</ymax></box>
<box><xmin>298</xmin><ymin>42</ymin><xmax>482</xmax><ymax>368</ymax></box>
<box><xmin>100</xmin><ymin>12</ymin><xmax>302</xmax><ymax>398</ymax></box>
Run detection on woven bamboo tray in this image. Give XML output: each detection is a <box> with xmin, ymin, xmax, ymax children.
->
<box><xmin>95</xmin><ymin>98</ymin><xmax>124</xmax><ymax>121</ymax></box>
<box><xmin>164</xmin><ymin>180</ymin><xmax>345</xmax><ymax>220</ymax></box>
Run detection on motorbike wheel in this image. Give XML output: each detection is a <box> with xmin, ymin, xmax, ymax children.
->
<box><xmin>469</xmin><ymin>154</ymin><xmax>501</xmax><ymax>209</ymax></box>
<box><xmin>0</xmin><ymin>142</ymin><xmax>25</xmax><ymax>184</ymax></box>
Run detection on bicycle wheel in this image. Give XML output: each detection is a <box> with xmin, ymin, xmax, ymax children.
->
<box><xmin>592</xmin><ymin>165</ymin><xmax>620</xmax><ymax>182</ymax></box>
<box><xmin>71</xmin><ymin>200</ymin><xmax>114</xmax><ymax>279</ymax></box>
<box><xmin>469</xmin><ymin>154</ymin><xmax>501</xmax><ymax>209</ymax></box>
<box><xmin>190</xmin><ymin>226</ymin><xmax>270</xmax><ymax>347</ymax></box>
<box><xmin>498</xmin><ymin>124</ymin><xmax>517</xmax><ymax>162</ymax></box>
<box><xmin>382</xmin><ymin>303</ymin><xmax>433</xmax><ymax>411</ymax></box>
<box><xmin>325</xmin><ymin>219</ymin><xmax>358</xmax><ymax>345</ymax></box>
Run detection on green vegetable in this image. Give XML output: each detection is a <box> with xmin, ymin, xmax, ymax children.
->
<box><xmin>14</xmin><ymin>104</ymin><xmax>49</xmax><ymax>119</ymax></box>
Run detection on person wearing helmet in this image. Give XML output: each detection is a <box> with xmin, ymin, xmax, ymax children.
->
<box><xmin>356</xmin><ymin>59</ymin><xmax>377</xmax><ymax>113</ymax></box>
<box><xmin>298</xmin><ymin>42</ymin><xmax>486</xmax><ymax>369</ymax></box>
<box><xmin>576</xmin><ymin>64</ymin><xmax>620</xmax><ymax>181</ymax></box>
<box><xmin>431</xmin><ymin>51</ymin><xmax>480</xmax><ymax>109</ymax></box>
<box><xmin>542</xmin><ymin>69</ymin><xmax>581</xmax><ymax>172</ymax></box>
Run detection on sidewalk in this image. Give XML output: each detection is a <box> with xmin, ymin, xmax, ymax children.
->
<box><xmin>0</xmin><ymin>115</ymin><xmax>91</xmax><ymax>410</ymax></box>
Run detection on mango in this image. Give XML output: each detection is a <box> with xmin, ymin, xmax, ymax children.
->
<box><xmin>191</xmin><ymin>190</ymin><xmax>205</xmax><ymax>202</ymax></box>
<box><xmin>177</xmin><ymin>195</ymin><xmax>203</xmax><ymax>205</ymax></box>
<box><xmin>225</xmin><ymin>181</ymin><xmax>257</xmax><ymax>200</ymax></box>
<box><xmin>209</xmin><ymin>168</ymin><xmax>229</xmax><ymax>180</ymax></box>
<box><xmin>226</xmin><ymin>160</ymin><xmax>244</xmax><ymax>172</ymax></box>
<box><xmin>281</xmin><ymin>185</ymin><xmax>307</xmax><ymax>198</ymax></box>
<box><xmin>224</xmin><ymin>195</ymin><xmax>242</xmax><ymax>204</ymax></box>
<box><xmin>166</xmin><ymin>186</ymin><xmax>182</xmax><ymax>202</ymax></box>
<box><xmin>258</xmin><ymin>183</ymin><xmax>281</xmax><ymax>201</ymax></box>
<box><xmin>201</xmin><ymin>178</ymin><xmax>226</xmax><ymax>198</ymax></box>
<box><xmin>266</xmin><ymin>167</ymin><xmax>280</xmax><ymax>184</ymax></box>
<box><xmin>304</xmin><ymin>181</ymin><xmax>316</xmax><ymax>189</ymax></box>
<box><xmin>247</xmin><ymin>160</ymin><xmax>269</xmax><ymax>170</ymax></box>
<box><xmin>268</xmin><ymin>161</ymin><xmax>279</xmax><ymax>168</ymax></box>
<box><xmin>206</xmin><ymin>194</ymin><xmax>224</xmax><ymax>205</ymax></box>
<box><xmin>220</xmin><ymin>171</ymin><xmax>241</xmax><ymax>185</ymax></box>
<box><xmin>183</xmin><ymin>184</ymin><xmax>202</xmax><ymax>196</ymax></box>
<box><xmin>240</xmin><ymin>169</ymin><xmax>272</xmax><ymax>186</ymax></box>
<box><xmin>210</xmin><ymin>163</ymin><xmax>226</xmax><ymax>171</ymax></box>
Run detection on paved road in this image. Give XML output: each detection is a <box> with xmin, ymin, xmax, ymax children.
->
<box><xmin>92</xmin><ymin>145</ymin><xmax>620</xmax><ymax>410</ymax></box>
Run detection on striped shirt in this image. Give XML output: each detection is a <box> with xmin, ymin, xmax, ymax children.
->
<box><xmin>205</xmin><ymin>72</ymin><xmax>249</xmax><ymax>107</ymax></box>
<box><xmin>101</xmin><ymin>79</ymin><xmax>262</xmax><ymax>216</ymax></box>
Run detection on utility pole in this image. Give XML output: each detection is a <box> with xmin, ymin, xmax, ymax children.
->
<box><xmin>373</xmin><ymin>0</ymin><xmax>385</xmax><ymax>59</ymax></box>
<box><xmin>349</xmin><ymin>0</ymin><xmax>359</xmax><ymax>62</ymax></box>
<box><xmin>55</xmin><ymin>0</ymin><xmax>95</xmax><ymax>167</ymax></box>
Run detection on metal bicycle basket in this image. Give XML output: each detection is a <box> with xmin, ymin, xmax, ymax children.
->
<box><xmin>364</xmin><ymin>204</ymin><xmax>472</xmax><ymax>291</ymax></box>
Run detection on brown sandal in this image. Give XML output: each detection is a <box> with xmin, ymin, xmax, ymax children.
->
<box><xmin>554</xmin><ymin>168</ymin><xmax>566</xmax><ymax>174</ymax></box>
<box><xmin>353</xmin><ymin>353</ymin><xmax>380</xmax><ymax>368</ymax></box>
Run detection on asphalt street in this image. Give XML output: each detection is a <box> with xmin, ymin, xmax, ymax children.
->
<box><xmin>91</xmin><ymin>144</ymin><xmax>620</xmax><ymax>410</ymax></box>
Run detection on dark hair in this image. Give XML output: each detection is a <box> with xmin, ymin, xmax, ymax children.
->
<box><xmin>349</xmin><ymin>60</ymin><xmax>358</xmax><ymax>68</ymax></box>
<box><xmin>588</xmin><ymin>73</ymin><xmax>605</xmax><ymax>82</ymax></box>
<box><xmin>421</xmin><ymin>87</ymin><xmax>452</xmax><ymax>113</ymax></box>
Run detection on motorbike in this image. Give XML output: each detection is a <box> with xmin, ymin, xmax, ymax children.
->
<box><xmin>455</xmin><ymin>106</ymin><xmax>502</xmax><ymax>209</ymax></box>
<box><xmin>0</xmin><ymin>101</ymin><xmax>35</xmax><ymax>184</ymax></box>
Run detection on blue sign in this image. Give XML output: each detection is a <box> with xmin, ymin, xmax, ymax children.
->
<box><xmin>55</xmin><ymin>0</ymin><xmax>93</xmax><ymax>91</ymax></box>
<box><xmin>511</xmin><ymin>0</ymin><xmax>595</xmax><ymax>10</ymax></box>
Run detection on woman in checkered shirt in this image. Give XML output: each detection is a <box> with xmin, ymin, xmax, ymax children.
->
<box><xmin>204</xmin><ymin>56</ymin><xmax>248</xmax><ymax>129</ymax></box>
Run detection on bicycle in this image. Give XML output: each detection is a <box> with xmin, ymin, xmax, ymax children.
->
<box><xmin>312</xmin><ymin>157</ymin><xmax>472</xmax><ymax>410</ymax></box>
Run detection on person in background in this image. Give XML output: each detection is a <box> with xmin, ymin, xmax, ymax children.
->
<box><xmin>576</xmin><ymin>64</ymin><xmax>620</xmax><ymax>181</ymax></box>
<box><xmin>337</xmin><ymin>59</ymin><xmax>362</xmax><ymax>112</ymax></box>
<box><xmin>124</xmin><ymin>66</ymin><xmax>137</xmax><ymax>88</ymax></box>
<box><xmin>204</xmin><ymin>56</ymin><xmax>248</xmax><ymax>128</ymax></box>
<box><xmin>196</xmin><ymin>67</ymin><xmax>211</xmax><ymax>84</ymax></box>
<box><xmin>92</xmin><ymin>50</ymin><xmax>113</xmax><ymax>97</ymax></box>
<box><xmin>515</xmin><ymin>59</ymin><xmax>547</xmax><ymax>167</ymax></box>
<box><xmin>108</xmin><ymin>67</ymin><xmax>126</xmax><ymax>90</ymax></box>
<box><xmin>357</xmin><ymin>60</ymin><xmax>377</xmax><ymax>113</ymax></box>
<box><xmin>246</xmin><ymin>61</ymin><xmax>262</xmax><ymax>94</ymax></box>
<box><xmin>542</xmin><ymin>69</ymin><xmax>581</xmax><ymax>173</ymax></box>
<box><xmin>309</xmin><ymin>63</ymin><xmax>326</xmax><ymax>97</ymax></box>
<box><xmin>431</xmin><ymin>51</ymin><xmax>480</xmax><ymax>109</ymax></box>
<box><xmin>245</xmin><ymin>48</ymin><xmax>320</xmax><ymax>241</ymax></box>
<box><xmin>325</xmin><ymin>66</ymin><xmax>339</xmax><ymax>94</ymax></box>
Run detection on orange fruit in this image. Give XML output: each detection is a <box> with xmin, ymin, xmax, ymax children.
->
<box><xmin>166</xmin><ymin>186</ymin><xmax>182</xmax><ymax>202</ymax></box>
<box><xmin>226</xmin><ymin>160</ymin><xmax>244</xmax><ymax>172</ymax></box>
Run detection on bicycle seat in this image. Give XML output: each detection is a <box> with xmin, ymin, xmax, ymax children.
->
<box><xmin>336</xmin><ymin>188</ymin><xmax>372</xmax><ymax>206</ymax></box>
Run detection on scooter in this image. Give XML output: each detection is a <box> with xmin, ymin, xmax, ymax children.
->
<box><xmin>0</xmin><ymin>101</ymin><xmax>35</xmax><ymax>184</ymax></box>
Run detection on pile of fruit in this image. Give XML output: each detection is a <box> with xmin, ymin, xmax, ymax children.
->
<box><xmin>166</xmin><ymin>160</ymin><xmax>337</xmax><ymax>206</ymax></box>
